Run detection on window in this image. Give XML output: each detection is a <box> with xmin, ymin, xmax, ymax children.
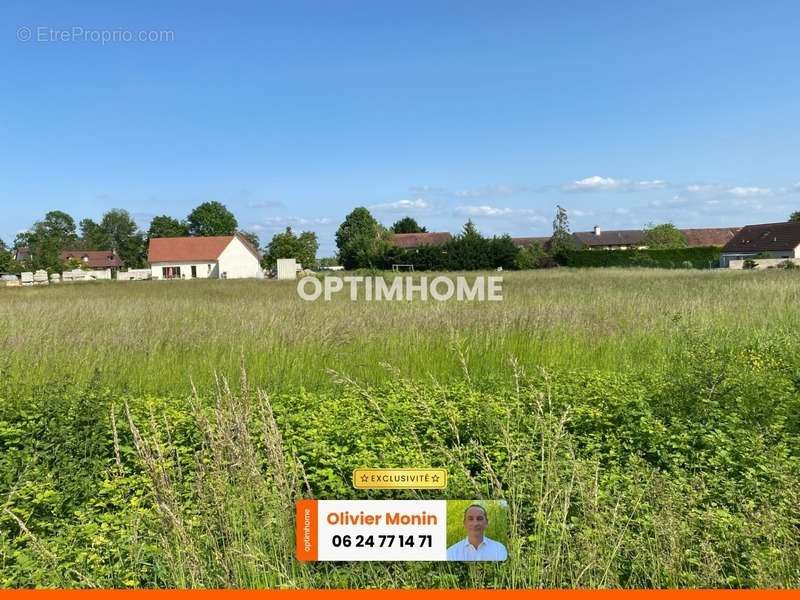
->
<box><xmin>162</xmin><ymin>266</ymin><xmax>182</xmax><ymax>279</ymax></box>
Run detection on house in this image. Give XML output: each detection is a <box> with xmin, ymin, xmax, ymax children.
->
<box><xmin>573</xmin><ymin>226</ymin><xmax>647</xmax><ymax>250</ymax></box>
<box><xmin>390</xmin><ymin>232</ymin><xmax>453</xmax><ymax>249</ymax></box>
<box><xmin>147</xmin><ymin>233</ymin><xmax>262</xmax><ymax>279</ymax></box>
<box><xmin>720</xmin><ymin>222</ymin><xmax>800</xmax><ymax>268</ymax></box>
<box><xmin>60</xmin><ymin>250</ymin><xmax>123</xmax><ymax>272</ymax></box>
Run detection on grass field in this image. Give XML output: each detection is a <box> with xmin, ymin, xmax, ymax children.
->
<box><xmin>1</xmin><ymin>269</ymin><xmax>799</xmax><ymax>588</ymax></box>
<box><xmin>2</xmin><ymin>269</ymin><xmax>799</xmax><ymax>393</ymax></box>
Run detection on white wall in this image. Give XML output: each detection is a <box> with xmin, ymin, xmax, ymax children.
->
<box><xmin>217</xmin><ymin>237</ymin><xmax>262</xmax><ymax>279</ymax></box>
<box><xmin>727</xmin><ymin>257</ymin><xmax>800</xmax><ymax>270</ymax></box>
<box><xmin>150</xmin><ymin>262</ymin><xmax>217</xmax><ymax>280</ymax></box>
<box><xmin>276</xmin><ymin>258</ymin><xmax>298</xmax><ymax>280</ymax></box>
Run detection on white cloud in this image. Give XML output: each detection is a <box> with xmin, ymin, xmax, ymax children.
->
<box><xmin>564</xmin><ymin>176</ymin><xmax>667</xmax><ymax>192</ymax></box>
<box><xmin>369</xmin><ymin>198</ymin><xmax>431</xmax><ymax>213</ymax></box>
<box><xmin>727</xmin><ymin>186</ymin><xmax>772</xmax><ymax>197</ymax></box>
<box><xmin>565</xmin><ymin>176</ymin><xmax>620</xmax><ymax>191</ymax></box>
<box><xmin>455</xmin><ymin>205</ymin><xmax>514</xmax><ymax>216</ymax></box>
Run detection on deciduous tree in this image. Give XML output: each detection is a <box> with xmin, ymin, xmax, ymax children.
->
<box><xmin>265</xmin><ymin>227</ymin><xmax>318</xmax><ymax>269</ymax></box>
<box><xmin>335</xmin><ymin>207</ymin><xmax>386</xmax><ymax>269</ymax></box>
<box><xmin>391</xmin><ymin>216</ymin><xmax>427</xmax><ymax>233</ymax></box>
<box><xmin>641</xmin><ymin>222</ymin><xmax>688</xmax><ymax>249</ymax></box>
<box><xmin>148</xmin><ymin>215</ymin><xmax>188</xmax><ymax>239</ymax></box>
<box><xmin>187</xmin><ymin>201</ymin><xmax>238</xmax><ymax>236</ymax></box>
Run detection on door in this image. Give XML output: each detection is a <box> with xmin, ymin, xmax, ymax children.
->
<box><xmin>191</xmin><ymin>265</ymin><xmax>197</xmax><ymax>278</ymax></box>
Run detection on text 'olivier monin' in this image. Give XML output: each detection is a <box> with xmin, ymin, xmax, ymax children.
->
<box><xmin>297</xmin><ymin>276</ymin><xmax>503</xmax><ymax>302</ymax></box>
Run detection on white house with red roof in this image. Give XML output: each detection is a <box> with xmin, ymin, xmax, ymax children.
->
<box><xmin>147</xmin><ymin>233</ymin><xmax>262</xmax><ymax>280</ymax></box>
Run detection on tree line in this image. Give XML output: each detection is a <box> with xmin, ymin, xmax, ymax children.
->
<box><xmin>3</xmin><ymin>203</ymin><xmax>799</xmax><ymax>275</ymax></box>
<box><xmin>0</xmin><ymin>201</ymin><xmax>318</xmax><ymax>274</ymax></box>
<box><xmin>334</xmin><ymin>205</ymin><xmax>693</xmax><ymax>271</ymax></box>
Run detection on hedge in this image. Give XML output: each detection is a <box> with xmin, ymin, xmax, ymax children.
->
<box><xmin>561</xmin><ymin>247</ymin><xmax>722</xmax><ymax>269</ymax></box>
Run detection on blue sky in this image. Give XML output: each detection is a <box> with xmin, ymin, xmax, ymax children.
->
<box><xmin>2</xmin><ymin>1</ymin><xmax>799</xmax><ymax>255</ymax></box>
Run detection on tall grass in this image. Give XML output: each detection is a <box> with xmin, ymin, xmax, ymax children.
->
<box><xmin>114</xmin><ymin>358</ymin><xmax>800</xmax><ymax>588</ymax></box>
<box><xmin>1</xmin><ymin>269</ymin><xmax>799</xmax><ymax>395</ymax></box>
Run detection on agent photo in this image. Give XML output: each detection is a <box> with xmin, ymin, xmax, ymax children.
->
<box><xmin>446</xmin><ymin>501</ymin><xmax>508</xmax><ymax>561</ymax></box>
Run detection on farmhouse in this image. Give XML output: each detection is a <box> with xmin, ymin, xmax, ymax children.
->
<box><xmin>720</xmin><ymin>222</ymin><xmax>800</xmax><ymax>268</ymax></box>
<box><xmin>60</xmin><ymin>250</ymin><xmax>123</xmax><ymax>272</ymax></box>
<box><xmin>390</xmin><ymin>232</ymin><xmax>452</xmax><ymax>249</ymax></box>
<box><xmin>147</xmin><ymin>233</ymin><xmax>262</xmax><ymax>279</ymax></box>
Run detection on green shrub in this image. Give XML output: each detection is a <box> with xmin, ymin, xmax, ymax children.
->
<box><xmin>561</xmin><ymin>247</ymin><xmax>721</xmax><ymax>269</ymax></box>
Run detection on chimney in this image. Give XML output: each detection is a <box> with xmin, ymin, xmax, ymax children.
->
<box><xmin>593</xmin><ymin>225</ymin><xmax>601</xmax><ymax>236</ymax></box>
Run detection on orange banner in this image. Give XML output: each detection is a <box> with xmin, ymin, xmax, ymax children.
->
<box><xmin>295</xmin><ymin>498</ymin><xmax>318</xmax><ymax>561</ymax></box>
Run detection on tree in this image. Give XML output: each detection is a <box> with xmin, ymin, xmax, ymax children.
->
<box><xmin>100</xmin><ymin>209</ymin><xmax>146</xmax><ymax>268</ymax></box>
<box><xmin>641</xmin><ymin>222</ymin><xmax>688</xmax><ymax>249</ymax></box>
<box><xmin>550</xmin><ymin>205</ymin><xmax>576</xmax><ymax>258</ymax></box>
<box><xmin>446</xmin><ymin>220</ymin><xmax>491</xmax><ymax>270</ymax></box>
<box><xmin>489</xmin><ymin>235</ymin><xmax>519</xmax><ymax>270</ymax></box>
<box><xmin>335</xmin><ymin>207</ymin><xmax>386</xmax><ymax>269</ymax></box>
<box><xmin>187</xmin><ymin>201</ymin><xmax>238</xmax><ymax>236</ymax></box>
<box><xmin>80</xmin><ymin>218</ymin><xmax>112</xmax><ymax>249</ymax></box>
<box><xmin>790</xmin><ymin>211</ymin><xmax>800</xmax><ymax>223</ymax></box>
<box><xmin>0</xmin><ymin>238</ymin><xmax>10</xmax><ymax>272</ymax></box>
<box><xmin>391</xmin><ymin>217</ymin><xmax>427</xmax><ymax>233</ymax></box>
<box><xmin>297</xmin><ymin>231</ymin><xmax>319</xmax><ymax>268</ymax></box>
<box><xmin>148</xmin><ymin>215</ymin><xmax>188</xmax><ymax>239</ymax></box>
<box><xmin>515</xmin><ymin>241</ymin><xmax>549</xmax><ymax>269</ymax></box>
<box><xmin>22</xmin><ymin>210</ymin><xmax>79</xmax><ymax>271</ymax></box>
<box><xmin>238</xmin><ymin>230</ymin><xmax>261</xmax><ymax>253</ymax></box>
<box><xmin>265</xmin><ymin>227</ymin><xmax>318</xmax><ymax>269</ymax></box>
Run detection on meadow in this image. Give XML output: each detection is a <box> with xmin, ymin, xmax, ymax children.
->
<box><xmin>1</xmin><ymin>269</ymin><xmax>799</xmax><ymax>588</ymax></box>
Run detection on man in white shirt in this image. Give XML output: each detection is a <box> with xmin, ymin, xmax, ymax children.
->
<box><xmin>446</xmin><ymin>504</ymin><xmax>508</xmax><ymax>561</ymax></box>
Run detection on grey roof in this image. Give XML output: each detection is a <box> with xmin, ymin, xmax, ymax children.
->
<box><xmin>722</xmin><ymin>222</ymin><xmax>800</xmax><ymax>253</ymax></box>
<box><xmin>573</xmin><ymin>230</ymin><xmax>645</xmax><ymax>247</ymax></box>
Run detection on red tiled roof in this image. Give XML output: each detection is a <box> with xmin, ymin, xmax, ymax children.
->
<box><xmin>681</xmin><ymin>227</ymin><xmax>740</xmax><ymax>247</ymax></box>
<box><xmin>148</xmin><ymin>236</ymin><xmax>234</xmax><ymax>263</ymax></box>
<box><xmin>391</xmin><ymin>232</ymin><xmax>453</xmax><ymax>248</ymax></box>
<box><xmin>60</xmin><ymin>250</ymin><xmax>123</xmax><ymax>268</ymax></box>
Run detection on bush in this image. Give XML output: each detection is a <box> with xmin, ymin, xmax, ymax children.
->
<box><xmin>561</xmin><ymin>247</ymin><xmax>721</xmax><ymax>269</ymax></box>
<box><xmin>777</xmin><ymin>260</ymin><xmax>800</xmax><ymax>270</ymax></box>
